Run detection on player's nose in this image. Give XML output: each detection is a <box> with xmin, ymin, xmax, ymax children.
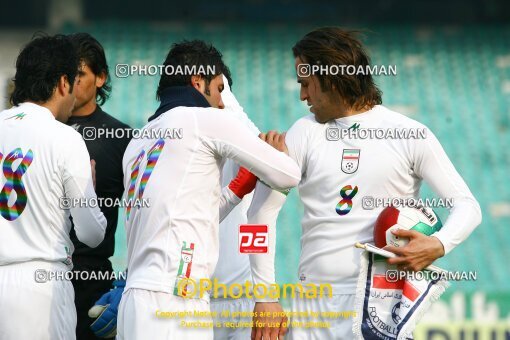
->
<box><xmin>300</xmin><ymin>89</ymin><xmax>308</xmax><ymax>102</ymax></box>
<box><xmin>218</xmin><ymin>97</ymin><xmax>225</xmax><ymax>109</ymax></box>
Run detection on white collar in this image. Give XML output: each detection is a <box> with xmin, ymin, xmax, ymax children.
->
<box><xmin>16</xmin><ymin>102</ymin><xmax>56</xmax><ymax>120</ymax></box>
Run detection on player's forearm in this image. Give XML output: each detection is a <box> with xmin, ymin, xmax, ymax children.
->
<box><xmin>227</xmin><ymin>140</ymin><xmax>300</xmax><ymax>191</ymax></box>
<box><xmin>219</xmin><ymin>166</ymin><xmax>258</xmax><ymax>222</ymax></box>
<box><xmin>219</xmin><ymin>186</ymin><xmax>242</xmax><ymax>222</ymax></box>
<box><xmin>247</xmin><ymin>182</ymin><xmax>287</xmax><ymax>302</ymax></box>
<box><xmin>203</xmin><ymin>112</ymin><xmax>301</xmax><ymax>191</ymax></box>
<box><xmin>66</xmin><ymin>176</ymin><xmax>107</xmax><ymax>247</ymax></box>
<box><xmin>61</xmin><ymin>134</ymin><xmax>107</xmax><ymax>247</ymax></box>
<box><xmin>432</xmin><ymin>196</ymin><xmax>482</xmax><ymax>254</ymax></box>
<box><xmin>414</xmin><ymin>128</ymin><xmax>482</xmax><ymax>254</ymax></box>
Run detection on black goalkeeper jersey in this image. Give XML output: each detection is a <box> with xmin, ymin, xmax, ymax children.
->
<box><xmin>67</xmin><ymin>106</ymin><xmax>131</xmax><ymax>267</ymax></box>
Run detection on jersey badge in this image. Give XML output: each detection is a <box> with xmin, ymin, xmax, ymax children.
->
<box><xmin>173</xmin><ymin>241</ymin><xmax>195</xmax><ymax>297</ymax></box>
<box><xmin>341</xmin><ymin>149</ymin><xmax>360</xmax><ymax>174</ymax></box>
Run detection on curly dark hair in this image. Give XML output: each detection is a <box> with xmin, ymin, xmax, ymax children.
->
<box><xmin>10</xmin><ymin>34</ymin><xmax>79</xmax><ymax>106</ymax></box>
<box><xmin>68</xmin><ymin>32</ymin><xmax>112</xmax><ymax>105</ymax></box>
<box><xmin>157</xmin><ymin>40</ymin><xmax>232</xmax><ymax>100</ymax></box>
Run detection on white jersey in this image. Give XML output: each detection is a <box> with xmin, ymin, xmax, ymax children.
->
<box><xmin>0</xmin><ymin>103</ymin><xmax>106</xmax><ymax>267</ymax></box>
<box><xmin>212</xmin><ymin>79</ymin><xmax>260</xmax><ymax>295</ymax></box>
<box><xmin>251</xmin><ymin>105</ymin><xmax>481</xmax><ymax>295</ymax></box>
<box><xmin>122</xmin><ymin>106</ymin><xmax>300</xmax><ymax>297</ymax></box>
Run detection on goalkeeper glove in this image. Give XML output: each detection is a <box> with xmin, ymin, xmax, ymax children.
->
<box><xmin>88</xmin><ymin>279</ymin><xmax>125</xmax><ymax>338</ymax></box>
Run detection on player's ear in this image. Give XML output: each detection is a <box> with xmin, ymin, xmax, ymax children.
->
<box><xmin>191</xmin><ymin>75</ymin><xmax>204</xmax><ymax>92</ymax></box>
<box><xmin>95</xmin><ymin>71</ymin><xmax>107</xmax><ymax>89</ymax></box>
<box><xmin>57</xmin><ymin>75</ymin><xmax>68</xmax><ymax>96</ymax></box>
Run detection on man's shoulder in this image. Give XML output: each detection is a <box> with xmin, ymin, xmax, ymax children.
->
<box><xmin>158</xmin><ymin>106</ymin><xmax>240</xmax><ymax>129</ymax></box>
<box><xmin>54</xmin><ymin>121</ymin><xmax>86</xmax><ymax>144</ymax></box>
<box><xmin>156</xmin><ymin>105</ymin><xmax>220</xmax><ymax>120</ymax></box>
<box><xmin>194</xmin><ymin>106</ymin><xmax>229</xmax><ymax>117</ymax></box>
<box><xmin>288</xmin><ymin>114</ymin><xmax>322</xmax><ymax>136</ymax></box>
<box><xmin>283</xmin><ymin>114</ymin><xmax>325</xmax><ymax>157</ymax></box>
<box><xmin>296</xmin><ymin>114</ymin><xmax>319</xmax><ymax>125</ymax></box>
<box><xmin>377</xmin><ymin>105</ymin><xmax>428</xmax><ymax>130</ymax></box>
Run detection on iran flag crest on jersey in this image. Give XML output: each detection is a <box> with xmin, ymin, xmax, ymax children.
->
<box><xmin>341</xmin><ymin>149</ymin><xmax>360</xmax><ymax>174</ymax></box>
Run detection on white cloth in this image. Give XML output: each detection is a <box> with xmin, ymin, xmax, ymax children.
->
<box><xmin>249</xmin><ymin>105</ymin><xmax>481</xmax><ymax>296</ymax></box>
<box><xmin>247</xmin><ymin>182</ymin><xmax>287</xmax><ymax>301</ymax></box>
<box><xmin>288</xmin><ymin>294</ymin><xmax>356</xmax><ymax>340</ymax></box>
<box><xmin>212</xmin><ymin>76</ymin><xmax>260</xmax><ymax>299</ymax></box>
<box><xmin>0</xmin><ymin>261</ymin><xmax>76</xmax><ymax>340</ymax></box>
<box><xmin>122</xmin><ymin>105</ymin><xmax>300</xmax><ymax>298</ymax></box>
<box><xmin>0</xmin><ymin>102</ymin><xmax>106</xmax><ymax>266</ymax></box>
<box><xmin>210</xmin><ymin>297</ymin><xmax>255</xmax><ymax>340</ymax></box>
<box><xmin>117</xmin><ymin>288</ymin><xmax>213</xmax><ymax>340</ymax></box>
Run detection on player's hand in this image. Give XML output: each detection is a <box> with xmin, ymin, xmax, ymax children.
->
<box><xmin>91</xmin><ymin>159</ymin><xmax>97</xmax><ymax>190</ymax></box>
<box><xmin>88</xmin><ymin>279</ymin><xmax>125</xmax><ymax>338</ymax></box>
<box><xmin>384</xmin><ymin>229</ymin><xmax>445</xmax><ymax>272</ymax></box>
<box><xmin>251</xmin><ymin>302</ymin><xmax>288</xmax><ymax>340</ymax></box>
<box><xmin>259</xmin><ymin>131</ymin><xmax>288</xmax><ymax>154</ymax></box>
<box><xmin>228</xmin><ymin>167</ymin><xmax>258</xmax><ymax>199</ymax></box>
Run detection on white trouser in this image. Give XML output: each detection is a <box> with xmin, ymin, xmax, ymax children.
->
<box><xmin>0</xmin><ymin>261</ymin><xmax>76</xmax><ymax>340</ymax></box>
<box><xmin>288</xmin><ymin>294</ymin><xmax>356</xmax><ymax>340</ymax></box>
<box><xmin>210</xmin><ymin>297</ymin><xmax>255</xmax><ymax>340</ymax></box>
<box><xmin>117</xmin><ymin>288</ymin><xmax>213</xmax><ymax>340</ymax></box>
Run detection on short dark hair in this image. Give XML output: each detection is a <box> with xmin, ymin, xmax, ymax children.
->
<box><xmin>10</xmin><ymin>34</ymin><xmax>79</xmax><ymax>106</ymax></box>
<box><xmin>292</xmin><ymin>27</ymin><xmax>382</xmax><ymax>110</ymax></box>
<box><xmin>156</xmin><ymin>40</ymin><xmax>231</xmax><ymax>100</ymax></box>
<box><xmin>68</xmin><ymin>32</ymin><xmax>111</xmax><ymax>105</ymax></box>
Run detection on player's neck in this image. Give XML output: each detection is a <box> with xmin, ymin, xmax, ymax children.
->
<box><xmin>347</xmin><ymin>105</ymin><xmax>372</xmax><ymax>116</ymax></box>
<box><xmin>72</xmin><ymin>101</ymin><xmax>97</xmax><ymax>117</ymax></box>
<box><xmin>28</xmin><ymin>100</ymin><xmax>59</xmax><ymax>119</ymax></box>
<box><xmin>335</xmin><ymin>104</ymin><xmax>374</xmax><ymax>119</ymax></box>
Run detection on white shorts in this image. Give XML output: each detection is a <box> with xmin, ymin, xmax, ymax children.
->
<box><xmin>0</xmin><ymin>261</ymin><xmax>76</xmax><ymax>340</ymax></box>
<box><xmin>117</xmin><ymin>288</ymin><xmax>213</xmax><ymax>340</ymax></box>
<box><xmin>288</xmin><ymin>294</ymin><xmax>356</xmax><ymax>340</ymax></box>
<box><xmin>210</xmin><ymin>297</ymin><xmax>255</xmax><ymax>340</ymax></box>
